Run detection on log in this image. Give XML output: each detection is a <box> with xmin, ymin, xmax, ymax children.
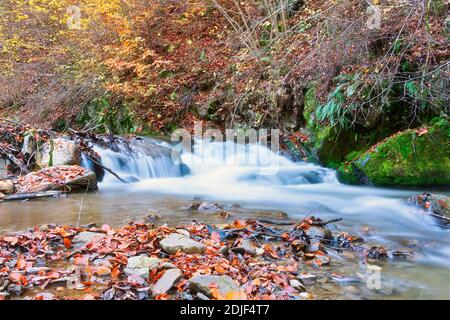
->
<box><xmin>3</xmin><ymin>191</ymin><xmax>62</xmax><ymax>201</ymax></box>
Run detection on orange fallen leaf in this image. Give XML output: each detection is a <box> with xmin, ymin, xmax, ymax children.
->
<box><xmin>63</xmin><ymin>237</ymin><xmax>72</xmax><ymax>249</ymax></box>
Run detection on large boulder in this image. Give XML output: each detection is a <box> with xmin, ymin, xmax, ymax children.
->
<box><xmin>0</xmin><ymin>180</ymin><xmax>15</xmax><ymax>195</ymax></box>
<box><xmin>36</xmin><ymin>138</ymin><xmax>81</xmax><ymax>168</ymax></box>
<box><xmin>338</xmin><ymin>119</ymin><xmax>450</xmax><ymax>187</ymax></box>
<box><xmin>16</xmin><ymin>165</ymin><xmax>97</xmax><ymax>193</ymax></box>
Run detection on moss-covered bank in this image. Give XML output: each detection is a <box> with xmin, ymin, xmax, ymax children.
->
<box><xmin>337</xmin><ymin>119</ymin><xmax>450</xmax><ymax>187</ymax></box>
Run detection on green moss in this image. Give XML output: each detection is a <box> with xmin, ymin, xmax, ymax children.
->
<box><xmin>352</xmin><ymin>119</ymin><xmax>450</xmax><ymax>186</ymax></box>
<box><xmin>337</xmin><ymin>163</ymin><xmax>360</xmax><ymax>185</ymax></box>
<box><xmin>304</xmin><ymin>84</ymin><xmax>319</xmax><ymax>125</ymax></box>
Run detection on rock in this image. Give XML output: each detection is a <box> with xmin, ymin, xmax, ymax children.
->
<box><xmin>160</xmin><ymin>233</ymin><xmax>205</xmax><ymax>255</ymax></box>
<box><xmin>26</xmin><ymin>267</ymin><xmax>52</xmax><ymax>274</ymax></box>
<box><xmin>7</xmin><ymin>283</ymin><xmax>23</xmax><ymax>296</ymax></box>
<box><xmin>72</xmin><ymin>231</ymin><xmax>106</xmax><ymax>247</ymax></box>
<box><xmin>36</xmin><ymin>138</ymin><xmax>81</xmax><ymax>168</ymax></box>
<box><xmin>0</xmin><ymin>292</ymin><xmax>10</xmax><ymax>300</ymax></box>
<box><xmin>151</xmin><ymin>268</ymin><xmax>182</xmax><ymax>297</ymax></box>
<box><xmin>305</xmin><ymin>226</ymin><xmax>332</xmax><ymax>243</ymax></box>
<box><xmin>16</xmin><ymin>165</ymin><xmax>97</xmax><ymax>193</ymax></box>
<box><xmin>0</xmin><ymin>192</ymin><xmax>4</xmax><ymax>200</ymax></box>
<box><xmin>256</xmin><ymin>247</ymin><xmax>265</xmax><ymax>256</ymax></box>
<box><xmin>197</xmin><ymin>202</ymin><xmax>222</xmax><ymax>212</ymax></box>
<box><xmin>22</xmin><ymin>134</ymin><xmax>36</xmax><ymax>156</ymax></box>
<box><xmin>189</xmin><ymin>275</ymin><xmax>241</xmax><ymax>298</ymax></box>
<box><xmin>231</xmin><ymin>239</ymin><xmax>256</xmax><ymax>256</ymax></box>
<box><xmin>124</xmin><ymin>255</ymin><xmax>163</xmax><ymax>278</ymax></box>
<box><xmin>410</xmin><ymin>193</ymin><xmax>450</xmax><ymax>223</ymax></box>
<box><xmin>219</xmin><ymin>246</ymin><xmax>230</xmax><ymax>256</ymax></box>
<box><xmin>195</xmin><ymin>292</ymin><xmax>210</xmax><ymax>300</ymax></box>
<box><xmin>0</xmin><ymin>180</ymin><xmax>14</xmax><ymax>195</ymax></box>
<box><xmin>176</xmin><ymin>228</ymin><xmax>191</xmax><ymax>237</ymax></box>
<box><xmin>339</xmin><ymin>119</ymin><xmax>450</xmax><ymax>186</ymax></box>
<box><xmin>289</xmin><ymin>279</ymin><xmax>306</xmax><ymax>292</ymax></box>
<box><xmin>298</xmin><ymin>273</ymin><xmax>317</xmax><ymax>285</ymax></box>
<box><xmin>35</xmin><ymin>292</ymin><xmax>55</xmax><ymax>300</ymax></box>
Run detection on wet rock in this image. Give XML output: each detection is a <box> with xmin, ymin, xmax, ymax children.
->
<box><xmin>197</xmin><ymin>202</ymin><xmax>223</xmax><ymax>212</ymax></box>
<box><xmin>7</xmin><ymin>283</ymin><xmax>23</xmax><ymax>297</ymax></box>
<box><xmin>124</xmin><ymin>255</ymin><xmax>163</xmax><ymax>278</ymax></box>
<box><xmin>26</xmin><ymin>267</ymin><xmax>52</xmax><ymax>274</ymax></box>
<box><xmin>0</xmin><ymin>292</ymin><xmax>10</xmax><ymax>300</ymax></box>
<box><xmin>195</xmin><ymin>292</ymin><xmax>210</xmax><ymax>300</ymax></box>
<box><xmin>298</xmin><ymin>273</ymin><xmax>317</xmax><ymax>285</ymax></box>
<box><xmin>160</xmin><ymin>233</ymin><xmax>205</xmax><ymax>255</ymax></box>
<box><xmin>189</xmin><ymin>275</ymin><xmax>241</xmax><ymax>298</ymax></box>
<box><xmin>307</xmin><ymin>241</ymin><xmax>327</xmax><ymax>253</ymax></box>
<box><xmin>175</xmin><ymin>228</ymin><xmax>191</xmax><ymax>237</ymax></box>
<box><xmin>35</xmin><ymin>292</ymin><xmax>55</xmax><ymax>300</ymax></box>
<box><xmin>330</xmin><ymin>274</ymin><xmax>362</xmax><ymax>285</ymax></box>
<box><xmin>219</xmin><ymin>246</ymin><xmax>230</xmax><ymax>256</ymax></box>
<box><xmin>16</xmin><ymin>165</ymin><xmax>97</xmax><ymax>193</ymax></box>
<box><xmin>289</xmin><ymin>279</ymin><xmax>306</xmax><ymax>292</ymax></box>
<box><xmin>0</xmin><ymin>180</ymin><xmax>14</xmax><ymax>195</ymax></box>
<box><xmin>305</xmin><ymin>226</ymin><xmax>332</xmax><ymax>243</ymax></box>
<box><xmin>231</xmin><ymin>239</ymin><xmax>256</xmax><ymax>256</ymax></box>
<box><xmin>151</xmin><ymin>268</ymin><xmax>182</xmax><ymax>297</ymax></box>
<box><xmin>366</xmin><ymin>246</ymin><xmax>389</xmax><ymax>260</ymax></box>
<box><xmin>72</xmin><ymin>231</ymin><xmax>106</xmax><ymax>247</ymax></box>
<box><xmin>93</xmin><ymin>257</ymin><xmax>113</xmax><ymax>269</ymax></box>
<box><xmin>256</xmin><ymin>247</ymin><xmax>265</xmax><ymax>256</ymax></box>
<box><xmin>145</xmin><ymin>214</ymin><xmax>159</xmax><ymax>223</ymax></box>
<box><xmin>36</xmin><ymin>138</ymin><xmax>81</xmax><ymax>168</ymax></box>
<box><xmin>410</xmin><ymin>193</ymin><xmax>450</xmax><ymax>224</ymax></box>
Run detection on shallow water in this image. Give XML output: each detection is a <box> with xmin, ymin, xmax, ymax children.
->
<box><xmin>1</xmin><ymin>140</ymin><xmax>449</xmax><ymax>299</ymax></box>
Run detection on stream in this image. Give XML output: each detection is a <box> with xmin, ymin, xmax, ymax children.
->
<box><xmin>1</xmin><ymin>138</ymin><xmax>449</xmax><ymax>299</ymax></box>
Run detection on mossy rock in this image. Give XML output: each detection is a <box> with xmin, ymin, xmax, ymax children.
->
<box><xmin>341</xmin><ymin>119</ymin><xmax>450</xmax><ymax>187</ymax></box>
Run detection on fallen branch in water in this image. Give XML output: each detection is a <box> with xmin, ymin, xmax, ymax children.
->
<box><xmin>0</xmin><ymin>118</ymin><xmax>22</xmax><ymax>126</ymax></box>
<box><xmin>256</xmin><ymin>218</ymin><xmax>296</xmax><ymax>225</ymax></box>
<box><xmin>82</xmin><ymin>154</ymin><xmax>129</xmax><ymax>184</ymax></box>
<box><xmin>313</xmin><ymin>218</ymin><xmax>343</xmax><ymax>227</ymax></box>
<box><xmin>2</xmin><ymin>191</ymin><xmax>62</xmax><ymax>201</ymax></box>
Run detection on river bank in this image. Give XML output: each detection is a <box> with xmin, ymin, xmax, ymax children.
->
<box><xmin>1</xmin><ymin>192</ymin><xmax>450</xmax><ymax>300</ymax></box>
<box><xmin>0</xmin><ymin>212</ymin><xmax>431</xmax><ymax>301</ymax></box>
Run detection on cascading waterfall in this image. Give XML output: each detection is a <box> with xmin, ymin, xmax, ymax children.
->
<box><xmin>81</xmin><ymin>137</ymin><xmax>187</xmax><ymax>184</ymax></box>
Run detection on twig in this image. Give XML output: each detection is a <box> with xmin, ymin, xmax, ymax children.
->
<box><xmin>82</xmin><ymin>154</ymin><xmax>129</xmax><ymax>184</ymax></box>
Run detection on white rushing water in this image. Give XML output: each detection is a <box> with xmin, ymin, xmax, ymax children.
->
<box><xmin>87</xmin><ymin>139</ymin><xmax>450</xmax><ymax>268</ymax></box>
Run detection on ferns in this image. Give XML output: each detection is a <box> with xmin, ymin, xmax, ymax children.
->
<box><xmin>315</xmin><ymin>74</ymin><xmax>364</xmax><ymax>129</ymax></box>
